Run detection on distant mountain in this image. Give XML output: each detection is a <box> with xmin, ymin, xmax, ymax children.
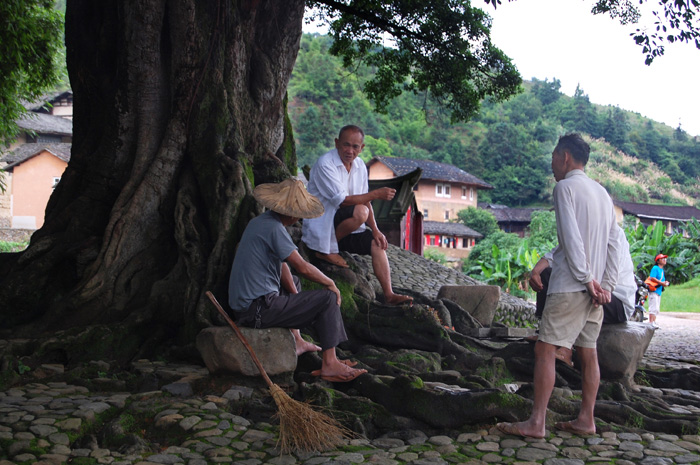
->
<box><xmin>289</xmin><ymin>33</ymin><xmax>700</xmax><ymax>208</ymax></box>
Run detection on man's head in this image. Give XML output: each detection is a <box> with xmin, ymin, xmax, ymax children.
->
<box><xmin>655</xmin><ymin>253</ymin><xmax>668</xmax><ymax>266</ymax></box>
<box><xmin>335</xmin><ymin>125</ymin><xmax>365</xmax><ymax>169</ymax></box>
<box><xmin>253</xmin><ymin>178</ymin><xmax>324</xmax><ymax>223</ymax></box>
<box><xmin>551</xmin><ymin>133</ymin><xmax>590</xmax><ymax>182</ymax></box>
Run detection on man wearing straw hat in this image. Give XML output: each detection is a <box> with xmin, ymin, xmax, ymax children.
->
<box><xmin>302</xmin><ymin>125</ymin><xmax>412</xmax><ymax>305</ymax></box>
<box><xmin>228</xmin><ymin>178</ymin><xmax>367</xmax><ymax>382</ymax></box>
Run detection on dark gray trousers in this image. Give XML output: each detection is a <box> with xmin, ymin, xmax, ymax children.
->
<box><xmin>234</xmin><ymin>276</ymin><xmax>348</xmax><ymax>350</ymax></box>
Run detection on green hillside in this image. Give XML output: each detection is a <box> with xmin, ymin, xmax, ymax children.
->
<box><xmin>289</xmin><ymin>33</ymin><xmax>700</xmax><ymax>207</ymax></box>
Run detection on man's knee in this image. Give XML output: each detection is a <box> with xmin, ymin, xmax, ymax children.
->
<box><xmin>354</xmin><ymin>204</ymin><xmax>369</xmax><ymax>222</ymax></box>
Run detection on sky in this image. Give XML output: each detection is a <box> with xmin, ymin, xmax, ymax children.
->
<box><xmin>303</xmin><ymin>1</ymin><xmax>700</xmax><ymax>136</ymax></box>
<box><xmin>485</xmin><ymin>0</ymin><xmax>700</xmax><ymax>136</ymax></box>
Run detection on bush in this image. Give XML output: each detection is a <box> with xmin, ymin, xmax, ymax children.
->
<box><xmin>424</xmin><ymin>248</ymin><xmax>448</xmax><ymax>266</ymax></box>
<box><xmin>0</xmin><ymin>241</ymin><xmax>28</xmax><ymax>252</ymax></box>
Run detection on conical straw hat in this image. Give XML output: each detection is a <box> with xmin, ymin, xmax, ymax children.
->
<box><xmin>253</xmin><ymin>179</ymin><xmax>324</xmax><ymax>219</ymax></box>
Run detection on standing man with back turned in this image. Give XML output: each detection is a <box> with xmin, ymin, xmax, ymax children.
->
<box><xmin>302</xmin><ymin>125</ymin><xmax>412</xmax><ymax>305</ymax></box>
<box><xmin>497</xmin><ymin>133</ymin><xmax>621</xmax><ymax>438</ymax></box>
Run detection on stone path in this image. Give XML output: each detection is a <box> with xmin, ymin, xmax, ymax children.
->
<box><xmin>1</xmin><ymin>371</ymin><xmax>700</xmax><ymax>465</ymax></box>
<box><xmin>644</xmin><ymin>312</ymin><xmax>700</xmax><ymax>367</ymax></box>
<box><xmin>2</xmin><ymin>317</ymin><xmax>700</xmax><ymax>465</ymax></box>
<box><xmin>2</xmin><ymin>252</ymin><xmax>700</xmax><ymax>464</ymax></box>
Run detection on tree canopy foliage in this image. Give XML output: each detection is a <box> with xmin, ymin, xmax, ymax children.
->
<box><xmin>0</xmin><ymin>0</ymin><xmax>64</xmax><ymax>146</ymax></box>
<box><xmin>308</xmin><ymin>0</ymin><xmax>522</xmax><ymax>122</ymax></box>
<box><xmin>457</xmin><ymin>206</ymin><xmax>499</xmax><ymax>239</ymax></box>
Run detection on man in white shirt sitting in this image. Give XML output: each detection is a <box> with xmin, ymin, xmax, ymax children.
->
<box><xmin>302</xmin><ymin>125</ymin><xmax>412</xmax><ymax>306</ymax></box>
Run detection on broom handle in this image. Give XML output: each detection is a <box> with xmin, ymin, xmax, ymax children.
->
<box><xmin>205</xmin><ymin>291</ymin><xmax>274</xmax><ymax>388</ymax></box>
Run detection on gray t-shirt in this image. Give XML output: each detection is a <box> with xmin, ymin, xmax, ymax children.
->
<box><xmin>228</xmin><ymin>211</ymin><xmax>297</xmax><ymax>311</ymax></box>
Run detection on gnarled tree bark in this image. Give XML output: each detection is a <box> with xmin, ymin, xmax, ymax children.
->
<box><xmin>0</xmin><ymin>0</ymin><xmax>305</xmax><ymax>362</ymax></box>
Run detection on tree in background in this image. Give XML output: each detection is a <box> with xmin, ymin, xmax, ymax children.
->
<box><xmin>560</xmin><ymin>85</ymin><xmax>602</xmax><ymax>137</ymax></box>
<box><xmin>527</xmin><ymin>210</ymin><xmax>557</xmax><ymax>254</ymax></box>
<box><xmin>531</xmin><ymin>78</ymin><xmax>561</xmax><ymax>108</ymax></box>
<box><xmin>457</xmin><ymin>207</ymin><xmax>499</xmax><ymax>239</ymax></box>
<box><xmin>478</xmin><ymin>122</ymin><xmax>551</xmax><ymax>206</ymax></box>
<box><xmin>602</xmin><ymin>106</ymin><xmax>631</xmax><ymax>150</ymax></box>
<box><xmin>0</xmin><ymin>0</ymin><xmax>64</xmax><ymax>147</ymax></box>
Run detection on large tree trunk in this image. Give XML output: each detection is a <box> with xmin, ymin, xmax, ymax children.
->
<box><xmin>0</xmin><ymin>0</ymin><xmax>305</xmax><ymax>362</ymax></box>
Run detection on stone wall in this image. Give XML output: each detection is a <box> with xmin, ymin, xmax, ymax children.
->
<box><xmin>0</xmin><ymin>228</ymin><xmax>33</xmax><ymax>243</ymax></box>
<box><xmin>385</xmin><ymin>245</ymin><xmax>537</xmax><ymax>328</ymax></box>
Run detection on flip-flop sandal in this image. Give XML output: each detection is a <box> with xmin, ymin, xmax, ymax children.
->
<box><xmin>315</xmin><ymin>252</ymin><xmax>349</xmax><ymax>268</ymax></box>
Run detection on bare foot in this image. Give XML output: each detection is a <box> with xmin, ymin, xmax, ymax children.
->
<box><xmin>315</xmin><ymin>252</ymin><xmax>349</xmax><ymax>268</ymax></box>
<box><xmin>319</xmin><ymin>360</ymin><xmax>367</xmax><ymax>382</ymax></box>
<box><xmin>295</xmin><ymin>339</ymin><xmax>321</xmax><ymax>356</ymax></box>
<box><xmin>555</xmin><ymin>420</ymin><xmax>596</xmax><ymax>436</ymax></box>
<box><xmin>497</xmin><ymin>420</ymin><xmax>545</xmax><ymax>439</ymax></box>
<box><xmin>385</xmin><ymin>293</ymin><xmax>413</xmax><ymax>306</ymax></box>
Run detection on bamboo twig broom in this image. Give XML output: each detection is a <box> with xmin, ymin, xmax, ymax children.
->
<box><xmin>205</xmin><ymin>291</ymin><xmax>353</xmax><ymax>454</ymax></box>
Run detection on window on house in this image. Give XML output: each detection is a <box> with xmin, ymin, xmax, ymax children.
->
<box><xmin>52</xmin><ymin>177</ymin><xmax>61</xmax><ymax>189</ymax></box>
<box><xmin>37</xmin><ymin>134</ymin><xmax>63</xmax><ymax>144</ymax></box>
<box><xmin>469</xmin><ymin>188</ymin><xmax>474</xmax><ymax>201</ymax></box>
<box><xmin>444</xmin><ymin>210</ymin><xmax>450</xmax><ymax>220</ymax></box>
<box><xmin>435</xmin><ymin>183</ymin><xmax>452</xmax><ymax>198</ymax></box>
<box><xmin>461</xmin><ymin>186</ymin><xmax>467</xmax><ymax>199</ymax></box>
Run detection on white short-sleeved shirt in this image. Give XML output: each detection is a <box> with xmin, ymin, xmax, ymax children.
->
<box><xmin>302</xmin><ymin>149</ymin><xmax>367</xmax><ymax>254</ymax></box>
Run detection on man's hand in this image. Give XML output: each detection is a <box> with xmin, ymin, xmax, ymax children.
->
<box><xmin>585</xmin><ymin>280</ymin><xmax>611</xmax><ymax>307</ymax></box>
<box><xmin>372</xmin><ymin>229</ymin><xmax>388</xmax><ymax>250</ymax></box>
<box><xmin>528</xmin><ymin>257</ymin><xmax>549</xmax><ymax>292</ymax></box>
<box><xmin>529</xmin><ymin>269</ymin><xmax>544</xmax><ymax>292</ymax></box>
<box><xmin>328</xmin><ymin>283</ymin><xmax>342</xmax><ymax>306</ymax></box>
<box><xmin>372</xmin><ymin>187</ymin><xmax>396</xmax><ymax>201</ymax></box>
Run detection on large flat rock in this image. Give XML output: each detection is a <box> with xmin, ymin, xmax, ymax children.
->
<box><xmin>438</xmin><ymin>285</ymin><xmax>501</xmax><ymax>327</ymax></box>
<box><xmin>597</xmin><ymin>322</ymin><xmax>655</xmax><ymax>388</ymax></box>
<box><xmin>196</xmin><ymin>326</ymin><xmax>296</xmax><ymax>376</ymax></box>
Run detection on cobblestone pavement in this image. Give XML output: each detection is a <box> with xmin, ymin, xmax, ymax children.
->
<box><xmin>2</xmin><ymin>249</ymin><xmax>700</xmax><ymax>464</ymax></box>
<box><xmin>1</xmin><ymin>374</ymin><xmax>700</xmax><ymax>465</ymax></box>
<box><xmin>2</xmin><ymin>313</ymin><xmax>700</xmax><ymax>465</ymax></box>
<box><xmin>644</xmin><ymin>312</ymin><xmax>700</xmax><ymax>366</ymax></box>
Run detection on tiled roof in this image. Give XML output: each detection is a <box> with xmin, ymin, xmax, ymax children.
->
<box><xmin>17</xmin><ymin>112</ymin><xmax>72</xmax><ymax>136</ymax></box>
<box><xmin>615</xmin><ymin>200</ymin><xmax>700</xmax><ymax>221</ymax></box>
<box><xmin>423</xmin><ymin>221</ymin><xmax>483</xmax><ymax>238</ymax></box>
<box><xmin>21</xmin><ymin>91</ymin><xmax>73</xmax><ymax>112</ymax></box>
<box><xmin>368</xmin><ymin>156</ymin><xmax>492</xmax><ymax>189</ymax></box>
<box><xmin>479</xmin><ymin>203</ymin><xmax>546</xmax><ymax>223</ymax></box>
<box><xmin>1</xmin><ymin>143</ymin><xmax>72</xmax><ymax>169</ymax></box>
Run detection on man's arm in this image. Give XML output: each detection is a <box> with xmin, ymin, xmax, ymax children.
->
<box><xmin>365</xmin><ymin>201</ymin><xmax>388</xmax><ymax>250</ymax></box>
<box><xmin>600</xmin><ymin>221</ymin><xmax>622</xmax><ymax>293</ymax></box>
<box><xmin>529</xmin><ymin>257</ymin><xmax>551</xmax><ymax>292</ymax></box>
<box><xmin>280</xmin><ymin>263</ymin><xmax>297</xmax><ymax>294</ymax></box>
<box><xmin>285</xmin><ymin>250</ymin><xmax>341</xmax><ymax>306</ymax></box>
<box><xmin>340</xmin><ymin>187</ymin><xmax>395</xmax><ymax>207</ymax></box>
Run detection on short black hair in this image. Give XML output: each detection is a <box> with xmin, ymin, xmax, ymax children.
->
<box><xmin>555</xmin><ymin>133</ymin><xmax>590</xmax><ymax>166</ymax></box>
